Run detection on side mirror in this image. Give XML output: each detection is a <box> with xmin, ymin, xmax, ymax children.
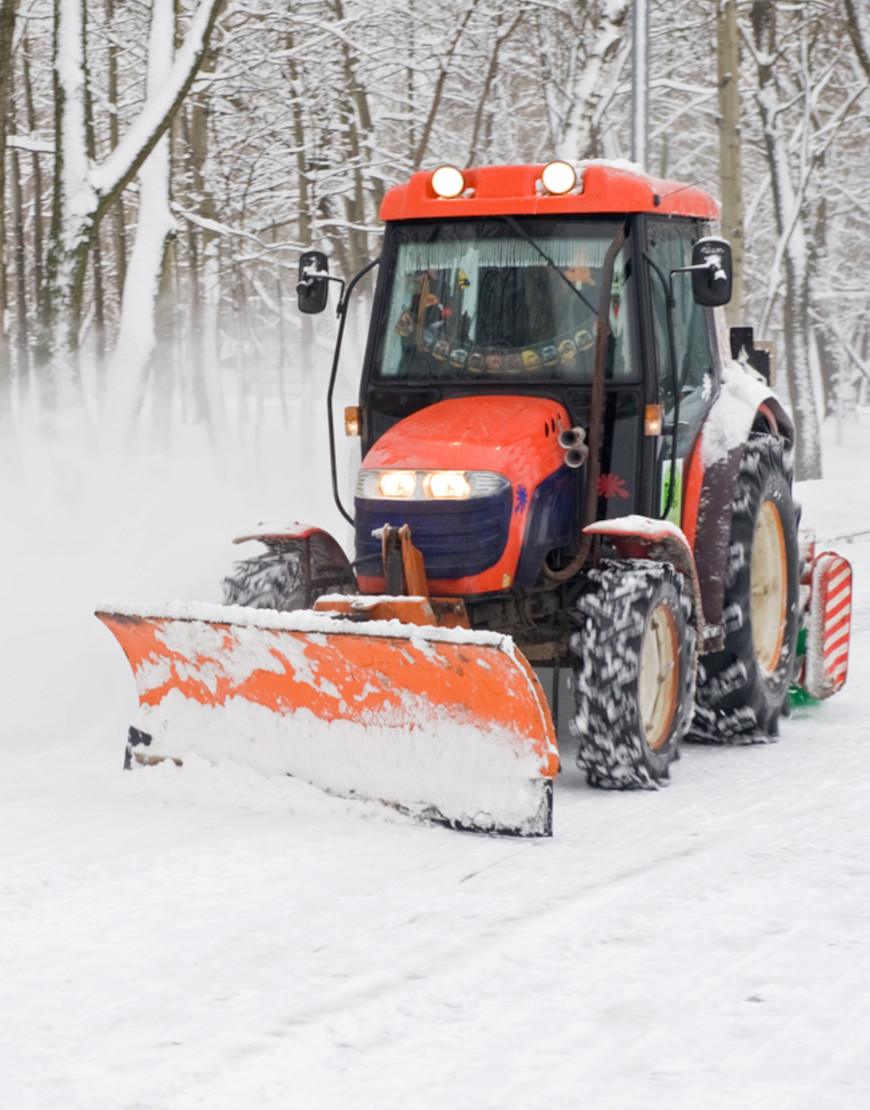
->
<box><xmin>691</xmin><ymin>237</ymin><xmax>732</xmax><ymax>307</ymax></box>
<box><xmin>297</xmin><ymin>250</ymin><xmax>330</xmax><ymax>314</ymax></box>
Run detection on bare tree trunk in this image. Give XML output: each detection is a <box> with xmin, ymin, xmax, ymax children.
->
<box><xmin>717</xmin><ymin>0</ymin><xmax>744</xmax><ymax>327</ymax></box>
<box><xmin>285</xmin><ymin>40</ymin><xmax>312</xmax><ymax>247</ymax></box>
<box><xmin>186</xmin><ymin>45</ymin><xmax>220</xmax><ymax>430</ymax></box>
<box><xmin>150</xmin><ymin>234</ymin><xmax>176</xmax><ymax>447</ymax></box>
<box><xmin>108</xmin><ymin>0</ymin><xmax>177</xmax><ymax>425</ymax></box>
<box><xmin>328</xmin><ymin>0</ymin><xmax>382</xmax><ymax>271</ymax></box>
<box><xmin>105</xmin><ymin>0</ymin><xmax>127</xmax><ymax>297</ymax></box>
<box><xmin>10</xmin><ymin>144</ymin><xmax>30</xmax><ymax>394</ymax></box>
<box><xmin>84</xmin><ymin>66</ymin><xmax>107</xmax><ymax>378</ymax></box>
<box><xmin>845</xmin><ymin>0</ymin><xmax>870</xmax><ymax>80</ymax></box>
<box><xmin>751</xmin><ymin>0</ymin><xmax>821</xmax><ymax>480</ymax></box>
<box><xmin>467</xmin><ymin>11</ymin><xmax>525</xmax><ymax>165</ymax></box>
<box><xmin>39</xmin><ymin>0</ymin><xmax>93</xmax><ymax>406</ymax></box>
<box><xmin>0</xmin><ymin>0</ymin><xmax>19</xmax><ymax>415</ymax></box>
<box><xmin>22</xmin><ymin>40</ymin><xmax>44</xmax><ymax>325</ymax></box>
<box><xmin>412</xmin><ymin>0</ymin><xmax>480</xmax><ymax>170</ymax></box>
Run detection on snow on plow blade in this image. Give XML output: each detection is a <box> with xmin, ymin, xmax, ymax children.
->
<box><xmin>96</xmin><ymin>603</ymin><xmax>559</xmax><ymax>836</ymax></box>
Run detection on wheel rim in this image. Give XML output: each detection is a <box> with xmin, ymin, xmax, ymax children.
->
<box><xmin>751</xmin><ymin>499</ymin><xmax>787</xmax><ymax>675</ymax></box>
<box><xmin>638</xmin><ymin>603</ymin><xmax>679</xmax><ymax>750</ymax></box>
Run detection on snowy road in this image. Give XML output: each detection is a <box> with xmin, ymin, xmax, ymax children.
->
<box><xmin>3</xmin><ymin>421</ymin><xmax>869</xmax><ymax>1109</ymax></box>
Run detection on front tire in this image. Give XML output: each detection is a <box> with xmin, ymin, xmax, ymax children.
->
<box><xmin>222</xmin><ymin>548</ymin><xmax>309</xmax><ymax>610</ymax></box>
<box><xmin>570</xmin><ymin>560</ymin><xmax>697</xmax><ymax>789</ymax></box>
<box><xmin>689</xmin><ymin>435</ymin><xmax>799</xmax><ymax>743</ymax></box>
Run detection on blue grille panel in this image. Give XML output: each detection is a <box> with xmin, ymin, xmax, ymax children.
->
<box><xmin>355</xmin><ymin>490</ymin><xmax>512</xmax><ymax>579</ymax></box>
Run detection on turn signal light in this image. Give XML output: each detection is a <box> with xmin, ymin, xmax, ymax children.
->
<box><xmin>644</xmin><ymin>404</ymin><xmax>663</xmax><ymax>436</ymax></box>
<box><xmin>431</xmin><ymin>165</ymin><xmax>466</xmax><ymax>198</ymax></box>
<box><xmin>345</xmin><ymin>406</ymin><xmax>360</xmax><ymax>437</ymax></box>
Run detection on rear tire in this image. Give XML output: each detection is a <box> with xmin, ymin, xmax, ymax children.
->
<box><xmin>689</xmin><ymin>435</ymin><xmax>799</xmax><ymax>743</ymax></box>
<box><xmin>570</xmin><ymin>560</ymin><xmax>697</xmax><ymax>789</ymax></box>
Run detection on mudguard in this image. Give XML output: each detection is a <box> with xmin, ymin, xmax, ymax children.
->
<box><xmin>96</xmin><ymin>602</ymin><xmax>559</xmax><ymax>836</ymax></box>
<box><xmin>583</xmin><ymin>516</ymin><xmax>709</xmax><ymax>648</ymax></box>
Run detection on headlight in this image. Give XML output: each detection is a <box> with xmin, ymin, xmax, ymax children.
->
<box><xmin>356</xmin><ymin>470</ymin><xmax>508</xmax><ymax>501</ymax></box>
<box><xmin>423</xmin><ymin>471</ymin><xmax>471</xmax><ymax>499</ymax></box>
<box><xmin>378</xmin><ymin>470</ymin><xmax>417</xmax><ymax>498</ymax></box>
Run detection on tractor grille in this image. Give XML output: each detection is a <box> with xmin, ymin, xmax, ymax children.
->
<box><xmin>354</xmin><ymin>489</ymin><xmax>512</xmax><ymax>580</ymax></box>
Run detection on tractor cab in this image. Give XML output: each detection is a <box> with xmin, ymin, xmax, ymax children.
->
<box><xmin>296</xmin><ymin>163</ymin><xmax>734</xmax><ymax>612</ymax></box>
<box><xmin>357</xmin><ymin>209</ymin><xmax>729</xmax><ymax>532</ymax></box>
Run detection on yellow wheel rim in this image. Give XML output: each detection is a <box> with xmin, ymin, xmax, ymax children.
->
<box><xmin>639</xmin><ymin>603</ymin><xmax>679</xmax><ymax>750</ymax></box>
<box><xmin>751</xmin><ymin>500</ymin><xmax>787</xmax><ymax>675</ymax></box>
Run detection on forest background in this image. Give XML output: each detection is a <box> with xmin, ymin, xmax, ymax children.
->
<box><xmin>2</xmin><ymin>0</ymin><xmax>870</xmax><ymax>483</ymax></box>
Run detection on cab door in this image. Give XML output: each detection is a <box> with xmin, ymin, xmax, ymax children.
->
<box><xmin>643</xmin><ymin>217</ymin><xmax>721</xmax><ymax>524</ymax></box>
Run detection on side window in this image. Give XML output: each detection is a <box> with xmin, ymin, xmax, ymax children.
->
<box><xmin>645</xmin><ymin>220</ymin><xmax>717</xmax><ymax>413</ymax></box>
<box><xmin>645</xmin><ymin>219</ymin><xmax>720</xmax><ymax>524</ymax></box>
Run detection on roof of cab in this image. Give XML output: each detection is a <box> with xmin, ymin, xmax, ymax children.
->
<box><xmin>379</xmin><ymin>162</ymin><xmax>720</xmax><ymax>222</ymax></box>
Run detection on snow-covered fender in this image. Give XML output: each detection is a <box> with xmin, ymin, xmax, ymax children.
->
<box><xmin>229</xmin><ymin>522</ymin><xmax>354</xmax><ymax>597</ymax></box>
<box><xmin>681</xmin><ymin>361</ymin><xmax>794</xmax><ymax>649</ymax></box>
<box><xmin>583</xmin><ymin>516</ymin><xmax>708</xmax><ymax>647</ymax></box>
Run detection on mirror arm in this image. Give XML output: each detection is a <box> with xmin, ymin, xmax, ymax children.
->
<box><xmin>671</xmin><ymin>260</ymin><xmax>727</xmax><ymax>284</ymax></box>
<box><xmin>297</xmin><ymin>270</ymin><xmax>347</xmax><ymax>311</ymax></box>
<box><xmin>326</xmin><ymin>256</ymin><xmax>381</xmax><ymax>527</ymax></box>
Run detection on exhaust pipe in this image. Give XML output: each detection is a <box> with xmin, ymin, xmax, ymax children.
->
<box><xmin>558</xmin><ymin>426</ymin><xmax>588</xmax><ymax>469</ymax></box>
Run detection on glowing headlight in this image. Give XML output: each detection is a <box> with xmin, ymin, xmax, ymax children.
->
<box><xmin>378</xmin><ymin>470</ymin><xmax>417</xmax><ymax>498</ymax></box>
<box><xmin>541</xmin><ymin>160</ymin><xmax>578</xmax><ymax>196</ymax></box>
<box><xmin>356</xmin><ymin>470</ymin><xmax>508</xmax><ymax>501</ymax></box>
<box><xmin>423</xmin><ymin>471</ymin><xmax>472</xmax><ymax>499</ymax></box>
<box><xmin>431</xmin><ymin>165</ymin><xmax>466</xmax><ymax>199</ymax></box>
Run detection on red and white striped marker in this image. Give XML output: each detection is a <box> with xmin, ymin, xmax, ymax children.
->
<box><xmin>803</xmin><ymin>552</ymin><xmax>852</xmax><ymax>699</ymax></box>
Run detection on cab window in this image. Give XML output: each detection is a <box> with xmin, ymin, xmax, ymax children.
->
<box><xmin>645</xmin><ymin>218</ymin><xmax>717</xmax><ymax>418</ymax></box>
<box><xmin>376</xmin><ymin>220</ymin><xmax>637</xmax><ymax>383</ymax></box>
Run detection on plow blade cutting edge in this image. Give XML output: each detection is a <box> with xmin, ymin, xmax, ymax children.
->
<box><xmin>96</xmin><ymin>603</ymin><xmax>559</xmax><ymax>836</ymax></box>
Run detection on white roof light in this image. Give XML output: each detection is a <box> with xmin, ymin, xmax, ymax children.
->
<box><xmin>431</xmin><ymin>165</ymin><xmax>466</xmax><ymax>198</ymax></box>
<box><xmin>541</xmin><ymin>161</ymin><xmax>578</xmax><ymax>196</ymax></box>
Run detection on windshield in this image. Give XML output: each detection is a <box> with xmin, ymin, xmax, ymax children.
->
<box><xmin>374</xmin><ymin>219</ymin><xmax>636</xmax><ymax>382</ymax></box>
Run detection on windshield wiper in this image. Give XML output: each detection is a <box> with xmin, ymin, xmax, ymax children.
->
<box><xmin>502</xmin><ymin>215</ymin><xmax>600</xmax><ymax>318</ymax></box>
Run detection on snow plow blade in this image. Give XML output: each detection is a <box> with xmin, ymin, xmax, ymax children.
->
<box><xmin>96</xmin><ymin>603</ymin><xmax>559</xmax><ymax>836</ymax></box>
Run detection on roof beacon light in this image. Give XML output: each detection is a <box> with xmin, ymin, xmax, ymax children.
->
<box><xmin>431</xmin><ymin>165</ymin><xmax>466</xmax><ymax>199</ymax></box>
<box><xmin>541</xmin><ymin>160</ymin><xmax>578</xmax><ymax>196</ymax></box>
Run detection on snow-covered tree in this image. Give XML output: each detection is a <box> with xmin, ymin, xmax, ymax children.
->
<box><xmin>743</xmin><ymin>0</ymin><xmax>867</xmax><ymax>478</ymax></box>
<box><xmin>37</xmin><ymin>0</ymin><xmax>223</xmax><ymax>410</ymax></box>
<box><xmin>0</xmin><ymin>0</ymin><xmax>18</xmax><ymax>413</ymax></box>
<box><xmin>106</xmin><ymin>0</ymin><xmax>176</xmax><ymax>424</ymax></box>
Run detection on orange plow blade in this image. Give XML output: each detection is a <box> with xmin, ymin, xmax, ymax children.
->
<box><xmin>96</xmin><ymin>603</ymin><xmax>559</xmax><ymax>836</ymax></box>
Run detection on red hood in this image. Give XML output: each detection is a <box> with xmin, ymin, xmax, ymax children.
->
<box><xmin>361</xmin><ymin>394</ymin><xmax>570</xmax><ymax>487</ymax></box>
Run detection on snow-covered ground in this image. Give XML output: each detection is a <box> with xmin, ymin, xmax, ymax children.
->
<box><xmin>2</xmin><ymin>411</ymin><xmax>869</xmax><ymax>1109</ymax></box>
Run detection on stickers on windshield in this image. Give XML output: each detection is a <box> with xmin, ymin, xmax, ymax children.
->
<box><xmin>403</xmin><ymin>321</ymin><xmax>599</xmax><ymax>377</ymax></box>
